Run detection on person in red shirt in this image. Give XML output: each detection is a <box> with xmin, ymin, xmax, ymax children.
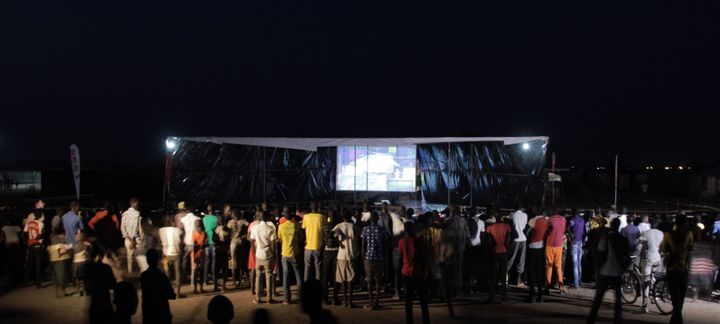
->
<box><xmin>545</xmin><ymin>209</ymin><xmax>567</xmax><ymax>295</ymax></box>
<box><xmin>25</xmin><ymin>213</ymin><xmax>45</xmax><ymax>288</ymax></box>
<box><xmin>485</xmin><ymin>216</ymin><xmax>513</xmax><ymax>303</ymax></box>
<box><xmin>527</xmin><ymin>212</ymin><xmax>550</xmax><ymax>303</ymax></box>
<box><xmin>398</xmin><ymin>222</ymin><xmax>429</xmax><ymax>324</ymax></box>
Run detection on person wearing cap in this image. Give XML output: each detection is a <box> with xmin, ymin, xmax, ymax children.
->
<box><xmin>175</xmin><ymin>202</ymin><xmax>187</xmax><ymax>229</ymax></box>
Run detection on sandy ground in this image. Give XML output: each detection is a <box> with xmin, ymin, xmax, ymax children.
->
<box><xmin>1</xmin><ymin>281</ymin><xmax>720</xmax><ymax>324</ymax></box>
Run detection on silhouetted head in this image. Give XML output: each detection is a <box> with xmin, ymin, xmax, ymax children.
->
<box><xmin>370</xmin><ymin>211</ymin><xmax>379</xmax><ymax>225</ymax></box>
<box><xmin>252</xmin><ymin>308</ymin><xmax>270</xmax><ymax>324</ymax></box>
<box><xmin>146</xmin><ymin>249</ymin><xmax>160</xmax><ymax>268</ymax></box>
<box><xmin>114</xmin><ymin>281</ymin><xmax>138</xmax><ymax>317</ymax></box>
<box><xmin>674</xmin><ymin>214</ymin><xmax>689</xmax><ymax>231</ymax></box>
<box><xmin>129</xmin><ymin>197</ymin><xmax>139</xmax><ymax>209</ymax></box>
<box><xmin>610</xmin><ymin>218</ymin><xmax>621</xmax><ymax>232</ymax></box>
<box><xmin>207</xmin><ymin>295</ymin><xmax>234</xmax><ymax>324</ymax></box>
<box><xmin>301</xmin><ymin>279</ymin><xmax>323</xmax><ymax>314</ymax></box>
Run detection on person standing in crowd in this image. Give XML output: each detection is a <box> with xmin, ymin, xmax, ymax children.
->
<box><xmin>73</xmin><ymin>232</ymin><xmax>90</xmax><ymax>296</ymax></box>
<box><xmin>399</xmin><ymin>222</ymin><xmax>429</xmax><ymax>324</ymax></box>
<box><xmin>507</xmin><ymin>204</ymin><xmax>528</xmax><ymax>287</ymax></box>
<box><xmin>63</xmin><ymin>201</ymin><xmax>84</xmax><ymax>246</ymax></box>
<box><xmin>227</xmin><ymin>208</ymin><xmax>249</xmax><ymax>289</ymax></box>
<box><xmin>322</xmin><ymin>210</ymin><xmax>341</xmax><ymax>305</ymax></box>
<box><xmin>333</xmin><ymin>209</ymin><xmax>358</xmax><ymax>308</ymax></box>
<box><xmin>568</xmin><ymin>209</ymin><xmax>585</xmax><ymax>289</ymax></box>
<box><xmin>140</xmin><ymin>249</ymin><xmax>176</xmax><ymax>324</ymax></box>
<box><xmin>88</xmin><ymin>203</ymin><xmax>121</xmax><ymax>251</ymax></box>
<box><xmin>250</xmin><ymin>211</ymin><xmax>277</xmax><ymax>304</ymax></box>
<box><xmin>443</xmin><ymin>205</ymin><xmax>470</xmax><ymax>297</ymax></box>
<box><xmin>362</xmin><ymin>212</ymin><xmax>389</xmax><ymax>310</ymax></box>
<box><xmin>388</xmin><ymin>206</ymin><xmax>407</xmax><ymax>299</ymax></box>
<box><xmin>278</xmin><ymin>212</ymin><xmax>302</xmax><ymax>305</ymax></box>
<box><xmin>203</xmin><ymin>204</ymin><xmax>220</xmax><ymax>292</ymax></box>
<box><xmin>3</xmin><ymin>218</ymin><xmax>23</xmax><ymax>285</ymax></box>
<box><xmin>247</xmin><ymin>212</ymin><xmax>260</xmax><ymax>296</ymax></box>
<box><xmin>661</xmin><ymin>214</ymin><xmax>694</xmax><ymax>324</ymax></box>
<box><xmin>180</xmin><ymin>205</ymin><xmax>200</xmax><ymax>280</ymax></box>
<box><xmin>24</xmin><ymin>212</ymin><xmax>45</xmax><ymax>288</ymax></box>
<box><xmin>215</xmin><ymin>219</ymin><xmax>231</xmax><ymax>292</ymax></box>
<box><xmin>113</xmin><ymin>281</ymin><xmax>138</xmax><ymax>324</ymax></box>
<box><xmin>637</xmin><ymin>219</ymin><xmax>664</xmax><ymax>313</ymax></box>
<box><xmin>377</xmin><ymin>203</ymin><xmax>394</xmax><ymax>294</ymax></box>
<box><xmin>621</xmin><ymin>216</ymin><xmax>641</xmax><ymax>258</ymax></box>
<box><xmin>303</xmin><ymin>202</ymin><xmax>325</xmax><ymax>281</ymax></box>
<box><xmin>47</xmin><ymin>226</ymin><xmax>70</xmax><ymax>298</ymax></box>
<box><xmin>192</xmin><ymin>219</ymin><xmax>207</xmax><ymax>294</ymax></box>
<box><xmin>467</xmin><ymin>208</ymin><xmax>485</xmax><ymax>293</ymax></box>
<box><xmin>486</xmin><ymin>215</ymin><xmax>512</xmax><ymax>303</ymax></box>
<box><xmin>588</xmin><ymin>218</ymin><xmax>630</xmax><ymax>324</ymax></box>
<box><xmin>24</xmin><ymin>199</ymin><xmax>45</xmax><ymax>231</ymax></box>
<box><xmin>159</xmin><ymin>216</ymin><xmax>183</xmax><ymax>298</ymax></box>
<box><xmin>638</xmin><ymin>215</ymin><xmax>651</xmax><ymax>234</ymax></box>
<box><xmin>85</xmin><ymin>243</ymin><xmax>118</xmax><ymax>324</ymax></box>
<box><xmin>221</xmin><ymin>204</ymin><xmax>232</xmax><ymax>226</ymax></box>
<box><xmin>545</xmin><ymin>209</ymin><xmax>567</xmax><ymax>295</ymax></box>
<box><xmin>527</xmin><ymin>211</ymin><xmax>549</xmax><ymax>303</ymax></box>
<box><xmin>174</xmin><ymin>202</ymin><xmax>187</xmax><ymax>229</ymax></box>
<box><xmin>121</xmin><ymin>198</ymin><xmax>143</xmax><ymax>274</ymax></box>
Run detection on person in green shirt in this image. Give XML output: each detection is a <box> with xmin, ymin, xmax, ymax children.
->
<box><xmin>203</xmin><ymin>204</ymin><xmax>220</xmax><ymax>292</ymax></box>
<box><xmin>278</xmin><ymin>214</ymin><xmax>303</xmax><ymax>304</ymax></box>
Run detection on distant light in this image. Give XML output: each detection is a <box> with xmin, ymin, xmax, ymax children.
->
<box><xmin>165</xmin><ymin>137</ymin><xmax>178</xmax><ymax>152</ymax></box>
<box><xmin>522</xmin><ymin>143</ymin><xmax>530</xmax><ymax>151</ymax></box>
<box><xmin>678</xmin><ymin>166</ymin><xmax>684</xmax><ymax>170</ymax></box>
<box><xmin>664</xmin><ymin>166</ymin><xmax>671</xmax><ymax>170</ymax></box>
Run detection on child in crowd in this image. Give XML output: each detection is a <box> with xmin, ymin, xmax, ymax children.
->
<box><xmin>73</xmin><ymin>232</ymin><xmax>91</xmax><ymax>296</ymax></box>
<box><xmin>192</xmin><ymin>220</ymin><xmax>207</xmax><ymax>294</ymax></box>
<box><xmin>47</xmin><ymin>227</ymin><xmax>71</xmax><ymax>298</ymax></box>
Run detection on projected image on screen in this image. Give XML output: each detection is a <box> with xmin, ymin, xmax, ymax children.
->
<box><xmin>337</xmin><ymin>145</ymin><xmax>416</xmax><ymax>192</ymax></box>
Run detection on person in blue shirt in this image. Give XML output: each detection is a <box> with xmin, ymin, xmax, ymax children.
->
<box><xmin>63</xmin><ymin>201</ymin><xmax>85</xmax><ymax>246</ymax></box>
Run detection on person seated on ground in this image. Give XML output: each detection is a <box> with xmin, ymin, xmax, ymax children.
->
<box><xmin>252</xmin><ymin>308</ymin><xmax>270</xmax><ymax>324</ymax></box>
<box><xmin>140</xmin><ymin>248</ymin><xmax>176</xmax><ymax>324</ymax></box>
<box><xmin>207</xmin><ymin>295</ymin><xmax>234</xmax><ymax>324</ymax></box>
<box><xmin>112</xmin><ymin>281</ymin><xmax>138</xmax><ymax>324</ymax></box>
<box><xmin>301</xmin><ymin>279</ymin><xmax>337</xmax><ymax>324</ymax></box>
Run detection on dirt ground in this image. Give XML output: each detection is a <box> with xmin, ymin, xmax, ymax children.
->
<box><xmin>1</xmin><ymin>282</ymin><xmax>719</xmax><ymax>324</ymax></box>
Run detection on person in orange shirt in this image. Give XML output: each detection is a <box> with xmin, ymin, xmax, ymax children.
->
<box><xmin>192</xmin><ymin>220</ymin><xmax>207</xmax><ymax>294</ymax></box>
<box><xmin>88</xmin><ymin>203</ymin><xmax>121</xmax><ymax>250</ymax></box>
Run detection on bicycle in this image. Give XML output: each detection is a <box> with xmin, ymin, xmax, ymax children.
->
<box><xmin>620</xmin><ymin>257</ymin><xmax>673</xmax><ymax>315</ymax></box>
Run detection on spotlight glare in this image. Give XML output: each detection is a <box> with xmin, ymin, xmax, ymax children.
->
<box><xmin>165</xmin><ymin>137</ymin><xmax>178</xmax><ymax>151</ymax></box>
<box><xmin>522</xmin><ymin>143</ymin><xmax>530</xmax><ymax>151</ymax></box>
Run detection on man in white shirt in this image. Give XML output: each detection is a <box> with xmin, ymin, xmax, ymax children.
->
<box><xmin>179</xmin><ymin>206</ymin><xmax>200</xmax><ymax>280</ymax></box>
<box><xmin>121</xmin><ymin>198</ymin><xmax>143</xmax><ymax>274</ymax></box>
<box><xmin>507</xmin><ymin>205</ymin><xmax>528</xmax><ymax>286</ymax></box>
<box><xmin>159</xmin><ymin>216</ymin><xmax>183</xmax><ymax>297</ymax></box>
<box><xmin>249</xmin><ymin>211</ymin><xmax>277</xmax><ymax>304</ymax></box>
<box><xmin>637</xmin><ymin>219</ymin><xmax>664</xmax><ymax>313</ymax></box>
<box><xmin>637</xmin><ymin>215</ymin><xmax>651</xmax><ymax>234</ymax></box>
<box><xmin>333</xmin><ymin>210</ymin><xmax>358</xmax><ymax>307</ymax></box>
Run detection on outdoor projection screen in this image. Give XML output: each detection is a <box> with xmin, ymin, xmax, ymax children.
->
<box><xmin>336</xmin><ymin>145</ymin><xmax>417</xmax><ymax>192</ymax></box>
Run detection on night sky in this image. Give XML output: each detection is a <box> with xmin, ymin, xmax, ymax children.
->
<box><xmin>3</xmin><ymin>1</ymin><xmax>719</xmax><ymax>168</ymax></box>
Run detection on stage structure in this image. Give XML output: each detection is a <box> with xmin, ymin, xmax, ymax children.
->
<box><xmin>165</xmin><ymin>137</ymin><xmax>548</xmax><ymax>209</ymax></box>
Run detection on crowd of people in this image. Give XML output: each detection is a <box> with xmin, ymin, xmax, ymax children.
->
<box><xmin>1</xmin><ymin>198</ymin><xmax>720</xmax><ymax>324</ymax></box>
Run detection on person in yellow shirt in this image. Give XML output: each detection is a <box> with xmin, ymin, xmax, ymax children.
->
<box><xmin>302</xmin><ymin>202</ymin><xmax>325</xmax><ymax>281</ymax></box>
<box><xmin>278</xmin><ymin>215</ymin><xmax>303</xmax><ymax>304</ymax></box>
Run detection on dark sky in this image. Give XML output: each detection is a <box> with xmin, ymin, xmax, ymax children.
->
<box><xmin>3</xmin><ymin>1</ymin><xmax>719</xmax><ymax>167</ymax></box>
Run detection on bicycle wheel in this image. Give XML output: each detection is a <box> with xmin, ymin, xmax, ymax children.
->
<box><xmin>620</xmin><ymin>270</ymin><xmax>639</xmax><ymax>304</ymax></box>
<box><xmin>652</xmin><ymin>277</ymin><xmax>673</xmax><ymax>315</ymax></box>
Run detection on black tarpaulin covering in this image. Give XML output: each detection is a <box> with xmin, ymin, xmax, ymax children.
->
<box><xmin>418</xmin><ymin>140</ymin><xmax>546</xmax><ymax>207</ymax></box>
<box><xmin>168</xmin><ymin>141</ymin><xmax>335</xmax><ymax>204</ymax></box>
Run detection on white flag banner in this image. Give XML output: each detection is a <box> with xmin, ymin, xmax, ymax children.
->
<box><xmin>70</xmin><ymin>144</ymin><xmax>80</xmax><ymax>200</ymax></box>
